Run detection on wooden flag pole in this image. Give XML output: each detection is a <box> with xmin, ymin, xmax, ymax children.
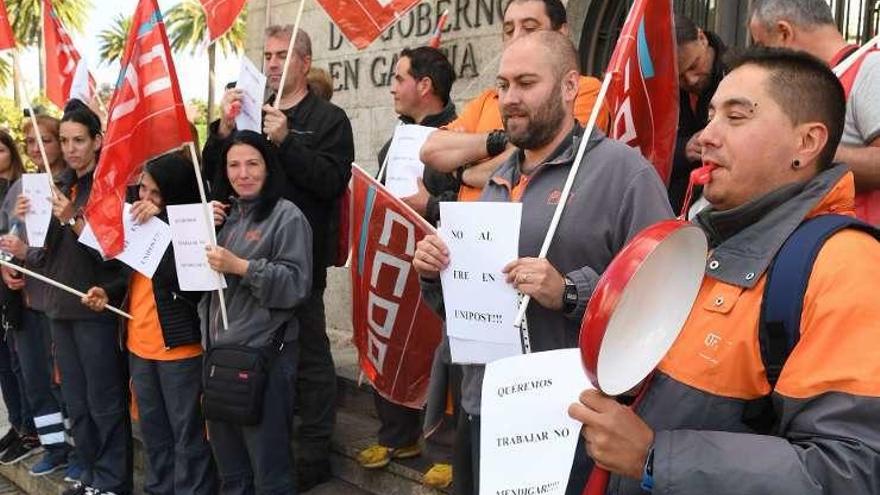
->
<box><xmin>512</xmin><ymin>72</ymin><xmax>613</xmax><ymax>352</ymax></box>
<box><xmin>12</xmin><ymin>50</ymin><xmax>57</xmax><ymax>198</ymax></box>
<box><xmin>0</xmin><ymin>258</ymin><xmax>132</xmax><ymax>319</ymax></box>
<box><xmin>272</xmin><ymin>0</ymin><xmax>306</xmax><ymax>109</ymax></box>
<box><xmin>187</xmin><ymin>142</ymin><xmax>230</xmax><ymax>331</ymax></box>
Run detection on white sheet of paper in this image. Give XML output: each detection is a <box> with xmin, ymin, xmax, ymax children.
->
<box><xmin>22</xmin><ymin>174</ymin><xmax>52</xmax><ymax>248</ymax></box>
<box><xmin>481</xmin><ymin>349</ymin><xmax>593</xmax><ymax>495</ymax></box>
<box><xmin>69</xmin><ymin>60</ymin><xmax>92</xmax><ymax>103</ymax></box>
<box><xmin>78</xmin><ymin>203</ymin><xmax>172</xmax><ymax>278</ymax></box>
<box><xmin>384</xmin><ymin>125</ymin><xmax>436</xmax><ymax>198</ymax></box>
<box><xmin>449</xmin><ymin>337</ymin><xmax>522</xmax><ymax>365</ymax></box>
<box><xmin>439</xmin><ymin>202</ymin><xmax>522</xmax><ymax>363</ymax></box>
<box><xmin>235</xmin><ymin>56</ymin><xmax>267</xmax><ymax>133</ymax></box>
<box><xmin>167</xmin><ymin>203</ymin><xmax>227</xmax><ymax>291</ymax></box>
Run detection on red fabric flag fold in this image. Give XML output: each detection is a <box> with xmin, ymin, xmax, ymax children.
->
<box><xmin>0</xmin><ymin>0</ymin><xmax>16</xmax><ymax>50</ymax></box>
<box><xmin>605</xmin><ymin>0</ymin><xmax>678</xmax><ymax>184</ymax></box>
<box><xmin>199</xmin><ymin>0</ymin><xmax>246</xmax><ymax>42</ymax></box>
<box><xmin>84</xmin><ymin>0</ymin><xmax>192</xmax><ymax>258</ymax></box>
<box><xmin>350</xmin><ymin>165</ymin><xmax>442</xmax><ymax>408</ymax></box>
<box><xmin>43</xmin><ymin>0</ymin><xmax>91</xmax><ymax>108</ymax></box>
<box><xmin>316</xmin><ymin>0</ymin><xmax>423</xmax><ymax>50</ymax></box>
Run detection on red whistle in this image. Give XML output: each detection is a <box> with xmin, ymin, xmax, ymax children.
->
<box><xmin>690</xmin><ymin>162</ymin><xmax>718</xmax><ymax>185</ymax></box>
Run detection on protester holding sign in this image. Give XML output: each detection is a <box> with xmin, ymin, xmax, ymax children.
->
<box><xmin>570</xmin><ymin>48</ymin><xmax>880</xmax><ymax>495</ymax></box>
<box><xmin>0</xmin><ymin>115</ymin><xmax>77</xmax><ymax>477</ymax></box>
<box><xmin>360</xmin><ymin>46</ymin><xmax>460</xmax><ymax>489</ymax></box>
<box><xmin>84</xmin><ymin>154</ymin><xmax>217</xmax><ymax>495</ymax></box>
<box><xmin>203</xmin><ymin>27</ymin><xmax>354</xmax><ymax>489</ymax></box>
<box><xmin>18</xmin><ymin>100</ymin><xmax>131</xmax><ymax>495</ymax></box>
<box><xmin>202</xmin><ymin>130</ymin><xmax>312</xmax><ymax>494</ymax></box>
<box><xmin>414</xmin><ymin>32</ymin><xmax>671</xmax><ymax>495</ymax></box>
<box><xmin>0</xmin><ymin>129</ymin><xmax>42</xmax><ymax>468</ymax></box>
<box><xmin>748</xmin><ymin>0</ymin><xmax>880</xmax><ymax>225</ymax></box>
<box><xmin>419</xmin><ymin>0</ymin><xmax>609</xmax><ymax>201</ymax></box>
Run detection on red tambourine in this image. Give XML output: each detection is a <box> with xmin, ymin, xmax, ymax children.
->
<box><xmin>579</xmin><ymin>219</ymin><xmax>708</xmax><ymax>395</ymax></box>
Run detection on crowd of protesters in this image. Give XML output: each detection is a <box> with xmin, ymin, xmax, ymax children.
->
<box><xmin>0</xmin><ymin>0</ymin><xmax>876</xmax><ymax>494</ymax></box>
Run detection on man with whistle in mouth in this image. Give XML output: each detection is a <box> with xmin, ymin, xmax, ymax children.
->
<box><xmin>413</xmin><ymin>31</ymin><xmax>671</xmax><ymax>495</ymax></box>
<box><xmin>570</xmin><ymin>48</ymin><xmax>880</xmax><ymax>495</ymax></box>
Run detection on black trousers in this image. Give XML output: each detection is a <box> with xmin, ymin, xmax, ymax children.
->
<box><xmin>130</xmin><ymin>354</ymin><xmax>217</xmax><ymax>495</ymax></box>
<box><xmin>51</xmin><ymin>317</ymin><xmax>131</xmax><ymax>494</ymax></box>
<box><xmin>294</xmin><ymin>289</ymin><xmax>336</xmax><ymax>463</ymax></box>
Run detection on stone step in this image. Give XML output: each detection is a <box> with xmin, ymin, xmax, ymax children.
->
<box><xmin>332</xmin><ymin>346</ymin><xmax>451</xmax><ymax>495</ymax></box>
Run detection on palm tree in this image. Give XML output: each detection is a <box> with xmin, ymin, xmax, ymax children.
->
<box><xmin>97</xmin><ymin>14</ymin><xmax>131</xmax><ymax>65</ymax></box>
<box><xmin>5</xmin><ymin>0</ymin><xmax>91</xmax><ymax>105</ymax></box>
<box><xmin>166</xmin><ymin>0</ymin><xmax>246</xmax><ymax>123</ymax></box>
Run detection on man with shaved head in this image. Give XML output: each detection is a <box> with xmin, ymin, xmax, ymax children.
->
<box><xmin>412</xmin><ymin>31</ymin><xmax>672</xmax><ymax>495</ymax></box>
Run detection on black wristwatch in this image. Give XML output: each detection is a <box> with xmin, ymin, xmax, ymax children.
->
<box><xmin>562</xmin><ymin>277</ymin><xmax>578</xmax><ymax>313</ymax></box>
<box><xmin>485</xmin><ymin>129</ymin><xmax>508</xmax><ymax>157</ymax></box>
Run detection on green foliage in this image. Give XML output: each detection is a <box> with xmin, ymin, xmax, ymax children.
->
<box><xmin>97</xmin><ymin>14</ymin><xmax>131</xmax><ymax>65</ymax></box>
<box><xmin>165</xmin><ymin>0</ymin><xmax>246</xmax><ymax>56</ymax></box>
<box><xmin>6</xmin><ymin>0</ymin><xmax>91</xmax><ymax>46</ymax></box>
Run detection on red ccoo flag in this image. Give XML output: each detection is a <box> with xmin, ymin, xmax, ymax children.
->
<box><xmin>350</xmin><ymin>165</ymin><xmax>443</xmax><ymax>408</ymax></box>
<box><xmin>605</xmin><ymin>0</ymin><xmax>678</xmax><ymax>184</ymax></box>
<box><xmin>0</xmin><ymin>0</ymin><xmax>15</xmax><ymax>50</ymax></box>
<box><xmin>84</xmin><ymin>0</ymin><xmax>192</xmax><ymax>258</ymax></box>
<box><xmin>316</xmin><ymin>0</ymin><xmax>422</xmax><ymax>50</ymax></box>
<box><xmin>43</xmin><ymin>0</ymin><xmax>92</xmax><ymax>108</ymax></box>
<box><xmin>199</xmin><ymin>0</ymin><xmax>246</xmax><ymax>42</ymax></box>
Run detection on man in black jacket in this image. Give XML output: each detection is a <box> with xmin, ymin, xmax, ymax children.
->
<box><xmin>202</xmin><ymin>25</ymin><xmax>354</xmax><ymax>491</ymax></box>
<box><xmin>669</xmin><ymin>14</ymin><xmax>728</xmax><ymax>214</ymax></box>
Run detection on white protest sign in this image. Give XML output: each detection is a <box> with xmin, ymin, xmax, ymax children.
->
<box><xmin>235</xmin><ymin>56</ymin><xmax>267</xmax><ymax>133</ymax></box>
<box><xmin>481</xmin><ymin>349</ymin><xmax>592</xmax><ymax>495</ymax></box>
<box><xmin>167</xmin><ymin>203</ymin><xmax>226</xmax><ymax>291</ymax></box>
<box><xmin>22</xmin><ymin>173</ymin><xmax>52</xmax><ymax>248</ymax></box>
<box><xmin>384</xmin><ymin>124</ymin><xmax>436</xmax><ymax>198</ymax></box>
<box><xmin>78</xmin><ymin>203</ymin><xmax>172</xmax><ymax>278</ymax></box>
<box><xmin>440</xmin><ymin>201</ymin><xmax>522</xmax><ymax>363</ymax></box>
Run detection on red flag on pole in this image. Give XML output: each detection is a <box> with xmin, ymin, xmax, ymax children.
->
<box><xmin>0</xmin><ymin>0</ymin><xmax>16</xmax><ymax>50</ymax></box>
<box><xmin>84</xmin><ymin>0</ymin><xmax>192</xmax><ymax>258</ymax></box>
<box><xmin>316</xmin><ymin>0</ymin><xmax>422</xmax><ymax>50</ymax></box>
<box><xmin>43</xmin><ymin>0</ymin><xmax>92</xmax><ymax>108</ymax></box>
<box><xmin>198</xmin><ymin>0</ymin><xmax>246</xmax><ymax>42</ymax></box>
<box><xmin>605</xmin><ymin>0</ymin><xmax>678</xmax><ymax>184</ymax></box>
<box><xmin>350</xmin><ymin>165</ymin><xmax>442</xmax><ymax>408</ymax></box>
<box><xmin>427</xmin><ymin>10</ymin><xmax>448</xmax><ymax>49</ymax></box>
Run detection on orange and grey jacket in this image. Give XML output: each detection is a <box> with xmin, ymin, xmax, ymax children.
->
<box><xmin>609</xmin><ymin>166</ymin><xmax>880</xmax><ymax>494</ymax></box>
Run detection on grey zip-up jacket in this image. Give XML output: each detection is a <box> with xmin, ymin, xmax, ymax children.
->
<box><xmin>201</xmin><ymin>197</ymin><xmax>312</xmax><ymax>348</ymax></box>
<box><xmin>422</xmin><ymin>125</ymin><xmax>673</xmax><ymax>415</ymax></box>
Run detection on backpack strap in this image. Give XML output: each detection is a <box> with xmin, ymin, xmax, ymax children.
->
<box><xmin>758</xmin><ymin>214</ymin><xmax>880</xmax><ymax>388</ymax></box>
<box><xmin>742</xmin><ymin>215</ymin><xmax>879</xmax><ymax>433</ymax></box>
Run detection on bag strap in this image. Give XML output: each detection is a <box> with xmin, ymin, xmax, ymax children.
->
<box><xmin>759</xmin><ymin>214</ymin><xmax>880</xmax><ymax>387</ymax></box>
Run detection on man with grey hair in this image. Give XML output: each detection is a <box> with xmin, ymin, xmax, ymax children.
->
<box><xmin>202</xmin><ymin>25</ymin><xmax>354</xmax><ymax>491</ymax></box>
<box><xmin>413</xmin><ymin>31</ymin><xmax>671</xmax><ymax>495</ymax></box>
<box><xmin>749</xmin><ymin>0</ymin><xmax>880</xmax><ymax>224</ymax></box>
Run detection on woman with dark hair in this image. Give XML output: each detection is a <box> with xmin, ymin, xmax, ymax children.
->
<box><xmin>203</xmin><ymin>130</ymin><xmax>312</xmax><ymax>494</ymax></box>
<box><xmin>0</xmin><ymin>128</ymin><xmax>40</xmax><ymax>468</ymax></box>
<box><xmin>82</xmin><ymin>153</ymin><xmax>218</xmax><ymax>494</ymax></box>
<box><xmin>16</xmin><ymin>99</ymin><xmax>131</xmax><ymax>495</ymax></box>
<box><xmin>0</xmin><ymin>116</ymin><xmax>78</xmax><ymax>477</ymax></box>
